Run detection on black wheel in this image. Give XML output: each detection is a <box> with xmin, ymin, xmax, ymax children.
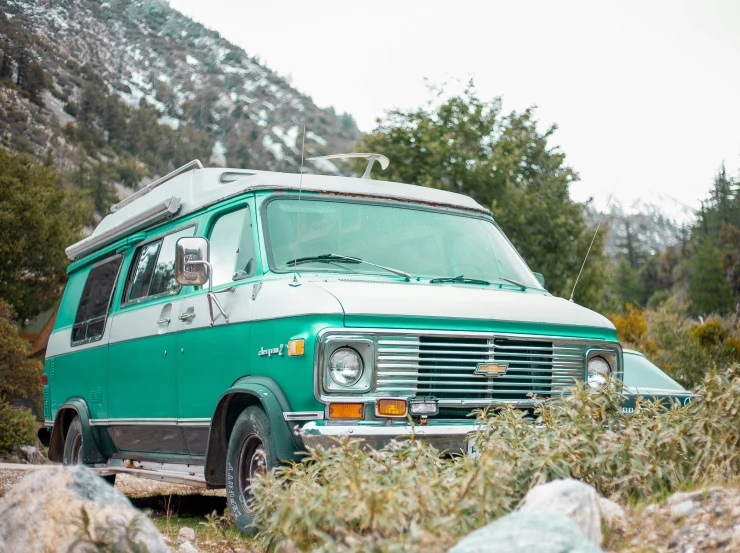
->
<box><xmin>63</xmin><ymin>416</ymin><xmax>116</xmax><ymax>486</ymax></box>
<box><xmin>226</xmin><ymin>406</ymin><xmax>277</xmax><ymax>534</ymax></box>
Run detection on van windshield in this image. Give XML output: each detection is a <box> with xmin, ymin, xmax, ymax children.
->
<box><xmin>264</xmin><ymin>198</ymin><xmax>542</xmax><ymax>288</ymax></box>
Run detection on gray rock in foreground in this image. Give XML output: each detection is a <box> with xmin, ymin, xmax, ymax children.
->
<box><xmin>447</xmin><ymin>510</ymin><xmax>602</xmax><ymax>553</ymax></box>
<box><xmin>0</xmin><ymin>465</ymin><xmax>169</xmax><ymax>552</ymax></box>
<box><xmin>520</xmin><ymin>478</ymin><xmax>602</xmax><ymax>545</ymax></box>
<box><xmin>19</xmin><ymin>445</ymin><xmax>46</xmax><ymax>464</ymax></box>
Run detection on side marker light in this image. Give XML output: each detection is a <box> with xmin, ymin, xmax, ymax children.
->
<box><xmin>288</xmin><ymin>339</ymin><xmax>305</xmax><ymax>356</ymax></box>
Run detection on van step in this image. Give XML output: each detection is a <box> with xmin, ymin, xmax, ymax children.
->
<box><xmin>93</xmin><ymin>466</ymin><xmax>208</xmax><ymax>488</ymax></box>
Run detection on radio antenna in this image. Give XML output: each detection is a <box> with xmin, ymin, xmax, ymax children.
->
<box><xmin>569</xmin><ymin>181</ymin><xmax>618</xmax><ymax>303</ymax></box>
<box><xmin>290</xmin><ymin>126</ymin><xmax>307</xmax><ymax>287</ymax></box>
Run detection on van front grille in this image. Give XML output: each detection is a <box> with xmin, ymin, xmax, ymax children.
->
<box><xmin>375</xmin><ymin>334</ymin><xmax>585</xmax><ymax>403</ymax></box>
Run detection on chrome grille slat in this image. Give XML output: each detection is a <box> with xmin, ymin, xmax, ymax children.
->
<box><xmin>378</xmin><ymin>359</ymin><xmax>582</xmax><ymax>366</ymax></box>
<box><xmin>379</xmin><ymin>387</ymin><xmax>561</xmax><ymax>394</ymax></box>
<box><xmin>378</xmin><ymin>375</ymin><xmax>580</xmax><ymax>384</ymax></box>
<box><xmin>378</xmin><ymin>373</ymin><xmax>580</xmax><ymax>381</ymax></box>
<box><xmin>374</xmin><ymin>334</ymin><xmax>586</xmax><ymax>402</ymax></box>
<box><xmin>378</xmin><ymin>364</ymin><xmax>581</xmax><ymax>376</ymax></box>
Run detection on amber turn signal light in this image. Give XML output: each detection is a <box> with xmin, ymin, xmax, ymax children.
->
<box><xmin>328</xmin><ymin>403</ymin><xmax>364</xmax><ymax>419</ymax></box>
<box><xmin>288</xmin><ymin>339</ymin><xmax>305</xmax><ymax>356</ymax></box>
<box><xmin>376</xmin><ymin>398</ymin><xmax>408</xmax><ymax>418</ymax></box>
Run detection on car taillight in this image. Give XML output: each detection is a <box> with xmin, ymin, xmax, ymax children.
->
<box><xmin>41</xmin><ymin>375</ymin><xmax>48</xmax><ymax>386</ymax></box>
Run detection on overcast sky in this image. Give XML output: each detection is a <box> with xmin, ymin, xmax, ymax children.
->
<box><xmin>171</xmin><ymin>0</ymin><xmax>739</xmax><ymax>219</ymax></box>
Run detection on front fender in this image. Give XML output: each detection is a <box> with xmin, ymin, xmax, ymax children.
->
<box><xmin>48</xmin><ymin>398</ymin><xmax>107</xmax><ymax>464</ymax></box>
<box><xmin>204</xmin><ymin>376</ymin><xmax>305</xmax><ymax>487</ymax></box>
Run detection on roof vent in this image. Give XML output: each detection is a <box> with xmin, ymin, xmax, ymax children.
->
<box><xmin>220</xmin><ymin>171</ymin><xmax>257</xmax><ymax>184</ymax></box>
<box><xmin>307</xmin><ymin>153</ymin><xmax>389</xmax><ymax>179</ymax></box>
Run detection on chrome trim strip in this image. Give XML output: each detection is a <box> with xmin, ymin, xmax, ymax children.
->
<box><xmin>301</xmin><ymin>420</ymin><xmax>481</xmax><ymax>452</ymax></box>
<box><xmin>283</xmin><ymin>411</ymin><xmax>325</xmax><ymax>421</ymax></box>
<box><xmin>89</xmin><ymin>418</ymin><xmax>211</xmax><ymax>427</ymax></box>
<box><xmin>623</xmin><ymin>386</ymin><xmax>695</xmax><ymax>396</ymax></box>
<box><xmin>44</xmin><ymin>419</ymin><xmax>54</xmax><ymax>427</ymax></box>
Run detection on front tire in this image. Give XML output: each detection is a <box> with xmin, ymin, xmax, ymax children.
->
<box><xmin>63</xmin><ymin>416</ymin><xmax>116</xmax><ymax>486</ymax></box>
<box><xmin>226</xmin><ymin>406</ymin><xmax>277</xmax><ymax>534</ymax></box>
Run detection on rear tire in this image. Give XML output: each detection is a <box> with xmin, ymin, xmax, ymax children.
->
<box><xmin>63</xmin><ymin>416</ymin><xmax>116</xmax><ymax>486</ymax></box>
<box><xmin>225</xmin><ymin>406</ymin><xmax>277</xmax><ymax>535</ymax></box>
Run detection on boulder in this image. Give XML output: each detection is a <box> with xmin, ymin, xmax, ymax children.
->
<box><xmin>597</xmin><ymin>496</ymin><xmax>626</xmax><ymax>528</ymax></box>
<box><xmin>670</xmin><ymin>499</ymin><xmax>696</xmax><ymax>519</ymax></box>
<box><xmin>520</xmin><ymin>479</ymin><xmax>602</xmax><ymax>545</ymax></box>
<box><xmin>19</xmin><ymin>445</ymin><xmax>45</xmax><ymax>465</ymax></box>
<box><xmin>177</xmin><ymin>525</ymin><xmax>199</xmax><ymax>552</ymax></box>
<box><xmin>447</xmin><ymin>510</ymin><xmax>602</xmax><ymax>553</ymax></box>
<box><xmin>177</xmin><ymin>526</ymin><xmax>196</xmax><ymax>546</ymax></box>
<box><xmin>0</xmin><ymin>465</ymin><xmax>169</xmax><ymax>552</ymax></box>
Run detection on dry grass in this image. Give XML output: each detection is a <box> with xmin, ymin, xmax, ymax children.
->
<box><xmin>250</xmin><ymin>365</ymin><xmax>740</xmax><ymax>552</ymax></box>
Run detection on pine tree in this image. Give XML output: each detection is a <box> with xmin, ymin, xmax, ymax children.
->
<box><xmin>688</xmin><ymin>236</ymin><xmax>734</xmax><ymax>315</ymax></box>
<box><xmin>0</xmin><ymin>150</ymin><xmax>89</xmax><ymax>320</ymax></box>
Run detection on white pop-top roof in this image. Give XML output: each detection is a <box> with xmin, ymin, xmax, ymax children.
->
<box><xmin>66</xmin><ymin>165</ymin><xmax>489</xmax><ymax>260</ymax></box>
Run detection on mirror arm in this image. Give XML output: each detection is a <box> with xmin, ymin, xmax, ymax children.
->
<box><xmin>207</xmin><ymin>291</ymin><xmax>229</xmax><ymax>327</ymax></box>
<box><xmin>188</xmin><ymin>260</ymin><xmax>230</xmax><ymax>326</ymax></box>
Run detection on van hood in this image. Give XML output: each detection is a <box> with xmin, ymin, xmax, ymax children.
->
<box><xmin>310</xmin><ymin>279</ymin><xmax>614</xmax><ymax>331</ymax></box>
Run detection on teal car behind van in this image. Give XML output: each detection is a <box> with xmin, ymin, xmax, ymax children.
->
<box><xmin>39</xmin><ymin>157</ymin><xmax>622</xmax><ymax>532</ymax></box>
<box><xmin>621</xmin><ymin>349</ymin><xmax>694</xmax><ymax>411</ymax></box>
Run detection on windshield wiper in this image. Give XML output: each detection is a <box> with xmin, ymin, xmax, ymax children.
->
<box><xmin>287</xmin><ymin>253</ymin><xmax>411</xmax><ymax>280</ymax></box>
<box><xmin>429</xmin><ymin>275</ymin><xmax>490</xmax><ymax>285</ymax></box>
<box><xmin>499</xmin><ymin>277</ymin><xmax>529</xmax><ymax>290</ymax></box>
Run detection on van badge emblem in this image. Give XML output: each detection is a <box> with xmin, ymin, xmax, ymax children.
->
<box><xmin>259</xmin><ymin>344</ymin><xmax>284</xmax><ymax>357</ymax></box>
<box><xmin>475</xmin><ymin>363</ymin><xmax>508</xmax><ymax>377</ymax></box>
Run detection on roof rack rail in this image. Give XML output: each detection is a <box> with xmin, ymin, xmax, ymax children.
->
<box><xmin>66</xmin><ymin>196</ymin><xmax>182</xmax><ymax>260</ymax></box>
<box><xmin>110</xmin><ymin>159</ymin><xmax>204</xmax><ymax>213</ymax></box>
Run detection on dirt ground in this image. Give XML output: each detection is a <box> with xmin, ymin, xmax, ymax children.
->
<box><xmin>6</xmin><ymin>464</ymin><xmax>740</xmax><ymax>552</ymax></box>
<box><xmin>0</xmin><ymin>466</ymin><xmax>261</xmax><ymax>553</ymax></box>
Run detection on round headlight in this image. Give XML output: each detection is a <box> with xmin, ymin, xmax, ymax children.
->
<box><xmin>588</xmin><ymin>356</ymin><xmax>612</xmax><ymax>389</ymax></box>
<box><xmin>329</xmin><ymin>347</ymin><xmax>363</xmax><ymax>386</ymax></box>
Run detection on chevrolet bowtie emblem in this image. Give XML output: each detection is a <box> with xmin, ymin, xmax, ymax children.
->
<box><xmin>476</xmin><ymin>363</ymin><xmax>508</xmax><ymax>377</ymax></box>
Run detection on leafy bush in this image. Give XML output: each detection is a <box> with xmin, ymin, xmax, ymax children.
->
<box><xmin>646</xmin><ymin>300</ymin><xmax>711</xmax><ymax>387</ymax></box>
<box><xmin>609</xmin><ymin>299</ymin><xmax>740</xmax><ymax>388</ymax></box>
<box><xmin>609</xmin><ymin>303</ymin><xmax>657</xmax><ymax>355</ymax></box>
<box><xmin>0</xmin><ymin>299</ymin><xmax>43</xmax><ymax>401</ymax></box>
<box><xmin>251</xmin><ymin>366</ymin><xmax>740</xmax><ymax>552</ymax></box>
<box><xmin>0</xmin><ymin>400</ymin><xmax>37</xmax><ymax>454</ymax></box>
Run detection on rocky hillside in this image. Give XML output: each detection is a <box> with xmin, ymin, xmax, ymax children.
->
<box><xmin>0</xmin><ymin>0</ymin><xmax>359</xmax><ymax>179</ymax></box>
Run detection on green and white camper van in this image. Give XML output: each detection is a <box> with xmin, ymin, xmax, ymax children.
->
<box><xmin>39</xmin><ymin>155</ymin><xmax>621</xmax><ymax>531</ymax></box>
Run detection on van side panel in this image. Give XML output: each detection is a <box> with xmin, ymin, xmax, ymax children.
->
<box><xmin>46</xmin><ymin>265</ymin><xmax>112</xmax><ymax>425</ymax></box>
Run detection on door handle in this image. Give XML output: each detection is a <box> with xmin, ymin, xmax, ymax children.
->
<box><xmin>179</xmin><ymin>307</ymin><xmax>196</xmax><ymax>322</ymax></box>
<box><xmin>157</xmin><ymin>318</ymin><xmax>171</xmax><ymax>325</ymax></box>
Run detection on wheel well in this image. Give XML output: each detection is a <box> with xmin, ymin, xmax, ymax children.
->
<box><xmin>48</xmin><ymin>407</ymin><xmax>80</xmax><ymax>463</ymax></box>
<box><xmin>205</xmin><ymin>392</ymin><xmax>263</xmax><ymax>487</ymax></box>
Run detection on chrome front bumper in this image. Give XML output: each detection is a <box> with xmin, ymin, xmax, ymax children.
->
<box><xmin>300</xmin><ymin>420</ymin><xmax>481</xmax><ymax>452</ymax></box>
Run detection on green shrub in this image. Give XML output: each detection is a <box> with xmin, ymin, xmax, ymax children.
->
<box><xmin>646</xmin><ymin>300</ymin><xmax>710</xmax><ymax>387</ymax></box>
<box><xmin>0</xmin><ymin>400</ymin><xmax>37</xmax><ymax>454</ymax></box>
<box><xmin>251</xmin><ymin>365</ymin><xmax>740</xmax><ymax>552</ymax></box>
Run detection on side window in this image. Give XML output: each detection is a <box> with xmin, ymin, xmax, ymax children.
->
<box><xmin>209</xmin><ymin>207</ymin><xmax>254</xmax><ymax>287</ymax></box>
<box><xmin>150</xmin><ymin>227</ymin><xmax>194</xmax><ymax>295</ymax></box>
<box><xmin>71</xmin><ymin>255</ymin><xmax>123</xmax><ymax>345</ymax></box>
<box><xmin>125</xmin><ymin>226</ymin><xmax>195</xmax><ymax>303</ymax></box>
<box><xmin>127</xmin><ymin>241</ymin><xmax>161</xmax><ymax>301</ymax></box>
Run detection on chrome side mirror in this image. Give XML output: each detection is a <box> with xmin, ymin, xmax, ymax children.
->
<box><xmin>175</xmin><ymin>237</ymin><xmax>210</xmax><ymax>286</ymax></box>
<box><xmin>175</xmin><ymin>236</ymin><xmax>232</xmax><ymax>327</ymax></box>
